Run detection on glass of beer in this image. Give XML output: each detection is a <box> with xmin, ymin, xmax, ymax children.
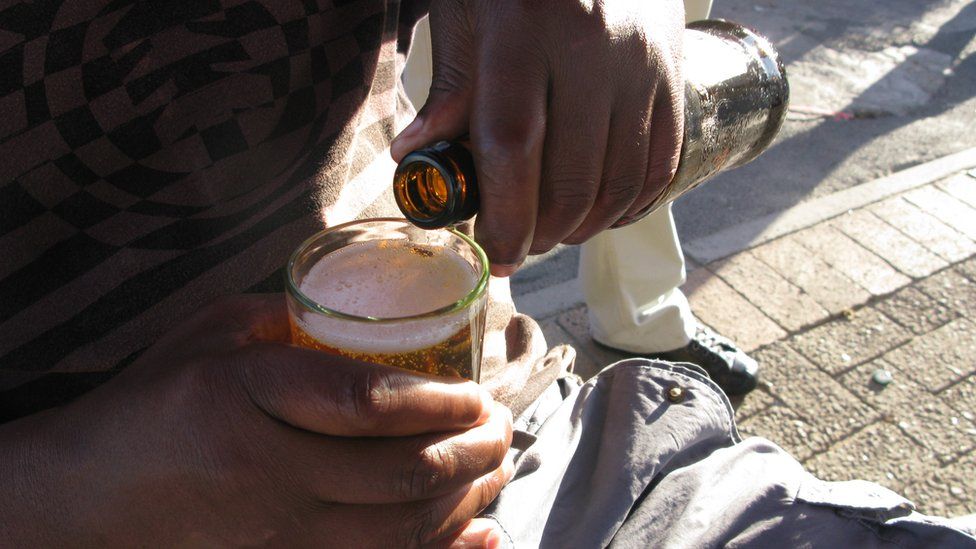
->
<box><xmin>286</xmin><ymin>218</ymin><xmax>489</xmax><ymax>382</ymax></box>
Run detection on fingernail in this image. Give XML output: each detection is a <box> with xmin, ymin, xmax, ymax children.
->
<box><xmin>485</xmin><ymin>527</ymin><xmax>503</xmax><ymax>549</ymax></box>
<box><xmin>490</xmin><ymin>262</ymin><xmax>521</xmax><ymax>278</ymax></box>
<box><xmin>393</xmin><ymin>117</ymin><xmax>424</xmax><ymax>146</ymax></box>
<box><xmin>391</xmin><ymin>118</ymin><xmax>425</xmax><ymax>161</ymax></box>
<box><xmin>478</xmin><ymin>389</ymin><xmax>494</xmax><ymax>423</ymax></box>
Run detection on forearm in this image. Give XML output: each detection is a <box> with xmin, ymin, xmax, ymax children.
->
<box><xmin>0</xmin><ymin>410</ymin><xmax>81</xmax><ymax>547</ymax></box>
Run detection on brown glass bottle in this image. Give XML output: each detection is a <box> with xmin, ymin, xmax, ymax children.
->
<box><xmin>394</xmin><ymin>20</ymin><xmax>789</xmax><ymax>230</ymax></box>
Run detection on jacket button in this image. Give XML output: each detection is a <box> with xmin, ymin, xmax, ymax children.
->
<box><xmin>667</xmin><ymin>386</ymin><xmax>685</xmax><ymax>403</ymax></box>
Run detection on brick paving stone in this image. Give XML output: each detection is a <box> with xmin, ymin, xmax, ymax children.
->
<box><xmin>751</xmin><ymin>236</ymin><xmax>871</xmax><ymax>315</ymax></box>
<box><xmin>803</xmin><ymin>423</ymin><xmax>936</xmax><ymax>494</ymax></box>
<box><xmin>555</xmin><ymin>306</ymin><xmax>629</xmax><ymax>379</ymax></box>
<box><xmin>868</xmin><ymin>195</ymin><xmax>976</xmax><ymax>264</ymax></box>
<box><xmin>754</xmin><ymin>343</ymin><xmax>878</xmax><ymax>444</ymax></box>
<box><xmin>874</xmin><ymin>285</ymin><xmax>959</xmax><ymax>335</ymax></box>
<box><xmin>683</xmin><ymin>268</ymin><xmax>786</xmax><ymax>352</ymax></box>
<box><xmin>832</xmin><ymin>209</ymin><xmax>947</xmax><ymax>278</ymax></box>
<box><xmin>942</xmin><ymin>376</ymin><xmax>976</xmax><ymax>428</ymax></box>
<box><xmin>732</xmin><ymin>386</ymin><xmax>776</xmax><ymax>421</ymax></box>
<box><xmin>788</xmin><ymin>308</ymin><xmax>912</xmax><ymax>375</ymax></box>
<box><xmin>903</xmin><ymin>186</ymin><xmax>976</xmax><ymax>240</ymax></box>
<box><xmin>883</xmin><ymin>318</ymin><xmax>976</xmax><ymax>394</ymax></box>
<box><xmin>711</xmin><ymin>251</ymin><xmax>829</xmax><ymax>331</ymax></box>
<box><xmin>903</xmin><ymin>454</ymin><xmax>976</xmax><ymax>517</ymax></box>
<box><xmin>794</xmin><ymin>224</ymin><xmax>911</xmax><ymax>296</ymax></box>
<box><xmin>936</xmin><ymin>172</ymin><xmax>976</xmax><ymax>209</ymax></box>
<box><xmin>839</xmin><ymin>358</ymin><xmax>976</xmax><ymax>463</ymax></box>
<box><xmin>917</xmin><ymin>268</ymin><xmax>976</xmax><ymax>319</ymax></box>
<box><xmin>736</xmin><ymin>403</ymin><xmax>824</xmax><ymax>461</ymax></box>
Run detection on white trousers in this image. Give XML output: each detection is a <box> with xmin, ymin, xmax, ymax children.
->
<box><xmin>404</xmin><ymin>0</ymin><xmax>713</xmax><ymax>354</ymax></box>
<box><xmin>580</xmin><ymin>205</ymin><xmax>696</xmax><ymax>352</ymax></box>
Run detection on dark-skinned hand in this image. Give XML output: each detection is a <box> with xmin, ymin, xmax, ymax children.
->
<box><xmin>392</xmin><ymin>0</ymin><xmax>685</xmax><ymax>276</ymax></box>
<box><xmin>0</xmin><ymin>294</ymin><xmax>512</xmax><ymax>548</ymax></box>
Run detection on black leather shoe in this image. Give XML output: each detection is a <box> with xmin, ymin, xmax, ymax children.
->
<box><xmin>649</xmin><ymin>325</ymin><xmax>759</xmax><ymax>396</ymax></box>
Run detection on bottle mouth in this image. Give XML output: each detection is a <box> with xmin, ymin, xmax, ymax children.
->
<box><xmin>393</xmin><ymin>141</ymin><xmax>478</xmax><ymax>230</ymax></box>
<box><xmin>394</xmin><ymin>160</ymin><xmax>454</xmax><ymax>227</ymax></box>
<box><xmin>394</xmin><ymin>144</ymin><xmax>470</xmax><ymax>229</ymax></box>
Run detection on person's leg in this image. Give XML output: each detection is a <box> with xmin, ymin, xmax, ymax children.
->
<box><xmin>578</xmin><ymin>0</ymin><xmax>759</xmax><ymax>395</ymax></box>
<box><xmin>577</xmin><ymin>0</ymin><xmax>703</xmax><ymax>350</ymax></box>
<box><xmin>684</xmin><ymin>0</ymin><xmax>713</xmax><ymax>22</ymax></box>
<box><xmin>579</xmin><ymin>205</ymin><xmax>758</xmax><ymax>395</ymax></box>
<box><xmin>580</xmin><ymin>205</ymin><xmax>695</xmax><ymax>354</ymax></box>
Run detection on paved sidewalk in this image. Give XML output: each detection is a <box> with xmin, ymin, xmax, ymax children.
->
<box><xmin>526</xmin><ymin>162</ymin><xmax>976</xmax><ymax>518</ymax></box>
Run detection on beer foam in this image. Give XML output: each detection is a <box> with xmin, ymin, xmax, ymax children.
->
<box><xmin>296</xmin><ymin>239</ymin><xmax>480</xmax><ymax>353</ymax></box>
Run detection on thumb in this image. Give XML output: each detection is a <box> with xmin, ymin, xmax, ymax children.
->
<box><xmin>392</xmin><ymin>1</ymin><xmax>474</xmax><ymax>162</ymax></box>
<box><xmin>391</xmin><ymin>83</ymin><xmax>472</xmax><ymax>162</ymax></box>
<box><xmin>139</xmin><ymin>293</ymin><xmax>291</xmax><ymax>365</ymax></box>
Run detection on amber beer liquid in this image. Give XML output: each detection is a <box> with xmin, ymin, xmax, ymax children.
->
<box><xmin>286</xmin><ymin>220</ymin><xmax>489</xmax><ymax>381</ymax></box>
<box><xmin>290</xmin><ymin>322</ymin><xmax>472</xmax><ymax>379</ymax></box>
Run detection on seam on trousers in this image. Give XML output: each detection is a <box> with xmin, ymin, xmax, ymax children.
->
<box><xmin>848</xmin><ymin>514</ymin><xmax>909</xmax><ymax>547</ymax></box>
<box><xmin>482</xmin><ymin>514</ymin><xmax>515</xmax><ymax>547</ymax></box>
<box><xmin>792</xmin><ymin>479</ymin><xmax>911</xmax><ymax>547</ymax></box>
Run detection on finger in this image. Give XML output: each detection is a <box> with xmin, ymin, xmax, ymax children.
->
<box><xmin>299</xmin><ymin>401</ymin><xmax>512</xmax><ymax>504</ymax></box>
<box><xmin>529</xmin><ymin>73</ymin><xmax>611</xmax><ymax>255</ymax></box>
<box><xmin>238</xmin><ymin>343</ymin><xmax>494</xmax><ymax>436</ymax></box>
<box><xmin>564</xmin><ymin>100</ymin><xmax>653</xmax><ymax>244</ymax></box>
<box><xmin>445</xmin><ymin>518</ymin><xmax>505</xmax><ymax>549</ymax></box>
<box><xmin>618</xmin><ymin>79</ymin><xmax>683</xmax><ymax>220</ymax></box>
<box><xmin>144</xmin><ymin>294</ymin><xmax>290</xmax><ymax>362</ymax></box>
<box><xmin>180</xmin><ymin>294</ymin><xmax>291</xmax><ymax>343</ymax></box>
<box><xmin>390</xmin><ymin>83</ymin><xmax>472</xmax><ymax>163</ymax></box>
<box><xmin>391</xmin><ymin>0</ymin><xmax>475</xmax><ymax>161</ymax></box>
<box><xmin>470</xmin><ymin>36</ymin><xmax>548</xmax><ymax>277</ymax></box>
<box><xmin>397</xmin><ymin>455</ymin><xmax>514</xmax><ymax>547</ymax></box>
<box><xmin>215</xmin><ymin>293</ymin><xmax>292</xmax><ymax>343</ymax></box>
<box><xmin>324</xmin><ymin>455</ymin><xmax>515</xmax><ymax>547</ymax></box>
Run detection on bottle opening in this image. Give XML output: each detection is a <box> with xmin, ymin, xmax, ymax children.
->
<box><xmin>393</xmin><ymin>141</ymin><xmax>477</xmax><ymax>230</ymax></box>
<box><xmin>394</xmin><ymin>161</ymin><xmax>453</xmax><ymax>224</ymax></box>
